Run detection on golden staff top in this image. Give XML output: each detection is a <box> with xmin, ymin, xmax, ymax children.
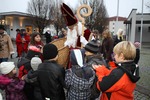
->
<box><xmin>76</xmin><ymin>4</ymin><xmax>92</xmax><ymax>36</ymax></box>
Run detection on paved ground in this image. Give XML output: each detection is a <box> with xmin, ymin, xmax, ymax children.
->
<box><xmin>8</xmin><ymin>41</ymin><xmax>150</xmax><ymax>100</ymax></box>
<box><xmin>133</xmin><ymin>42</ymin><xmax>150</xmax><ymax>100</ymax></box>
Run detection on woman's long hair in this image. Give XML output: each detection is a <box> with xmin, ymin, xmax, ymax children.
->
<box><xmin>30</xmin><ymin>32</ymin><xmax>43</xmax><ymax>46</ymax></box>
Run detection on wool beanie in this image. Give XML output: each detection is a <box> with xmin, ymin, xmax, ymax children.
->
<box><xmin>31</xmin><ymin>57</ymin><xmax>42</xmax><ymax>71</ymax></box>
<box><xmin>43</xmin><ymin>44</ymin><xmax>58</xmax><ymax>60</ymax></box>
<box><xmin>84</xmin><ymin>40</ymin><xmax>99</xmax><ymax>54</ymax></box>
<box><xmin>0</xmin><ymin>62</ymin><xmax>15</xmax><ymax>75</ymax></box>
<box><xmin>26</xmin><ymin>46</ymin><xmax>41</xmax><ymax>60</ymax></box>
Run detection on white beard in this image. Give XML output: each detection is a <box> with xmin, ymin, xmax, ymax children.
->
<box><xmin>65</xmin><ymin>26</ymin><xmax>78</xmax><ymax>48</ymax></box>
<box><xmin>64</xmin><ymin>22</ymin><xmax>82</xmax><ymax>48</ymax></box>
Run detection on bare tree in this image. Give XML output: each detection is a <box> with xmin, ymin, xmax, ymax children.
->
<box><xmin>27</xmin><ymin>0</ymin><xmax>55</xmax><ymax>33</ymax></box>
<box><xmin>146</xmin><ymin>2</ymin><xmax>150</xmax><ymax>10</ymax></box>
<box><xmin>52</xmin><ymin>0</ymin><xmax>66</xmax><ymax>35</ymax></box>
<box><xmin>79</xmin><ymin>0</ymin><xmax>109</xmax><ymax>33</ymax></box>
<box><xmin>28</xmin><ymin>0</ymin><xmax>65</xmax><ymax>34</ymax></box>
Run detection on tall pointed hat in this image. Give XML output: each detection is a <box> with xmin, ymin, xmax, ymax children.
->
<box><xmin>61</xmin><ymin>3</ymin><xmax>78</xmax><ymax>27</ymax></box>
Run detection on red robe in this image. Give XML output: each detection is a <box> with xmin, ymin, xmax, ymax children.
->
<box><xmin>76</xmin><ymin>29</ymin><xmax>91</xmax><ymax>47</ymax></box>
<box><xmin>16</xmin><ymin>33</ymin><xmax>30</xmax><ymax>57</ymax></box>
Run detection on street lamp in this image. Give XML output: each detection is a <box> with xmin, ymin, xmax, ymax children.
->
<box><xmin>140</xmin><ymin>0</ymin><xmax>144</xmax><ymax>49</ymax></box>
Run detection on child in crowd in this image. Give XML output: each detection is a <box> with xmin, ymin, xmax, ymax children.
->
<box><xmin>18</xmin><ymin>46</ymin><xmax>42</xmax><ymax>79</ymax></box>
<box><xmin>22</xmin><ymin>57</ymin><xmax>43</xmax><ymax>100</ymax></box>
<box><xmin>17</xmin><ymin>46</ymin><xmax>42</xmax><ymax>100</ymax></box>
<box><xmin>0</xmin><ymin>62</ymin><xmax>26</xmax><ymax>100</ymax></box>
<box><xmin>84</xmin><ymin>40</ymin><xmax>112</xmax><ymax>99</ymax></box>
<box><xmin>29</xmin><ymin>32</ymin><xmax>44</xmax><ymax>50</ymax></box>
<box><xmin>134</xmin><ymin>42</ymin><xmax>140</xmax><ymax>64</ymax></box>
<box><xmin>29</xmin><ymin>32</ymin><xmax>44</xmax><ymax>60</ymax></box>
<box><xmin>93</xmin><ymin>41</ymin><xmax>140</xmax><ymax>100</ymax></box>
<box><xmin>65</xmin><ymin>49</ymin><xmax>95</xmax><ymax>100</ymax></box>
<box><xmin>37</xmin><ymin>44</ymin><xmax>66</xmax><ymax>100</ymax></box>
<box><xmin>84</xmin><ymin>40</ymin><xmax>109</xmax><ymax>68</ymax></box>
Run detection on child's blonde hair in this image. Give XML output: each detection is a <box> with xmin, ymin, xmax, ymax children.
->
<box><xmin>113</xmin><ymin>41</ymin><xmax>136</xmax><ymax>60</ymax></box>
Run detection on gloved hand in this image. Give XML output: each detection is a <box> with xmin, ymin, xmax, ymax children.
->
<box><xmin>80</xmin><ymin>36</ymin><xmax>88</xmax><ymax>47</ymax></box>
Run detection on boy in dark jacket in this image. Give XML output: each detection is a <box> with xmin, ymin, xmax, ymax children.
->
<box><xmin>37</xmin><ymin>44</ymin><xmax>66</xmax><ymax>100</ymax></box>
<box><xmin>84</xmin><ymin>40</ymin><xmax>109</xmax><ymax>99</ymax></box>
<box><xmin>23</xmin><ymin>57</ymin><xmax>43</xmax><ymax>100</ymax></box>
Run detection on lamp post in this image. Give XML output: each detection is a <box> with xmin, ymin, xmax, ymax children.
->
<box><xmin>115</xmin><ymin>0</ymin><xmax>119</xmax><ymax>34</ymax></box>
<box><xmin>140</xmin><ymin>0</ymin><xmax>144</xmax><ymax>49</ymax></box>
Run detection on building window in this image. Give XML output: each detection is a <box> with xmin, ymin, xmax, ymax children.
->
<box><xmin>148</xmin><ymin>27</ymin><xmax>150</xmax><ymax>32</ymax></box>
<box><xmin>138</xmin><ymin>27</ymin><xmax>141</xmax><ymax>32</ymax></box>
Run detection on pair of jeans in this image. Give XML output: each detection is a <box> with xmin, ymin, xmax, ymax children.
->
<box><xmin>0</xmin><ymin>58</ymin><xmax>8</xmax><ymax>63</ymax></box>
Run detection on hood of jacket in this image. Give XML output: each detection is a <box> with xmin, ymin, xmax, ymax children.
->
<box><xmin>69</xmin><ymin>66</ymin><xmax>95</xmax><ymax>90</ymax></box>
<box><xmin>117</xmin><ymin>61</ymin><xmax>140</xmax><ymax>83</ymax></box>
<box><xmin>17</xmin><ymin>57</ymin><xmax>31</xmax><ymax>70</ymax></box>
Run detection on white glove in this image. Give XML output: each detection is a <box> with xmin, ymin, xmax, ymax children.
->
<box><xmin>64</xmin><ymin>41</ymin><xmax>69</xmax><ymax>47</ymax></box>
<box><xmin>80</xmin><ymin>36</ymin><xmax>88</xmax><ymax>47</ymax></box>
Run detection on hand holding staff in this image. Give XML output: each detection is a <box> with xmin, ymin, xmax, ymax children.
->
<box><xmin>77</xmin><ymin>4</ymin><xmax>92</xmax><ymax>36</ymax></box>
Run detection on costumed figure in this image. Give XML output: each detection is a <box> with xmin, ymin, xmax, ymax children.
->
<box><xmin>16</xmin><ymin>29</ymin><xmax>30</xmax><ymax>57</ymax></box>
<box><xmin>60</xmin><ymin>3</ymin><xmax>91</xmax><ymax>49</ymax></box>
<box><xmin>60</xmin><ymin>3</ymin><xmax>92</xmax><ymax>68</ymax></box>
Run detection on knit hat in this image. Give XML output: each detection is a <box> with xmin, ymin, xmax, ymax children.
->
<box><xmin>134</xmin><ymin>42</ymin><xmax>140</xmax><ymax>48</ymax></box>
<box><xmin>26</xmin><ymin>46</ymin><xmax>41</xmax><ymax>60</ymax></box>
<box><xmin>84</xmin><ymin>40</ymin><xmax>99</xmax><ymax>54</ymax></box>
<box><xmin>31</xmin><ymin>57</ymin><xmax>42</xmax><ymax>71</ymax></box>
<box><xmin>0</xmin><ymin>62</ymin><xmax>15</xmax><ymax>75</ymax></box>
<box><xmin>0</xmin><ymin>25</ymin><xmax>5</xmax><ymax>30</ymax></box>
<box><xmin>43</xmin><ymin>44</ymin><xmax>58</xmax><ymax>60</ymax></box>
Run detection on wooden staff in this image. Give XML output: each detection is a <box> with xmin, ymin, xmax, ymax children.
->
<box><xmin>77</xmin><ymin>4</ymin><xmax>92</xmax><ymax>36</ymax></box>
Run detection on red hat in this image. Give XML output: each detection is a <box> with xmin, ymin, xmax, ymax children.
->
<box><xmin>61</xmin><ymin>3</ymin><xmax>78</xmax><ymax>27</ymax></box>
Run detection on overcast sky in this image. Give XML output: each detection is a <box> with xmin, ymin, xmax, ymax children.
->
<box><xmin>0</xmin><ymin>0</ymin><xmax>149</xmax><ymax>17</ymax></box>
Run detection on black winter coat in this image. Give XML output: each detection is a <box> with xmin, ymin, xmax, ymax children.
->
<box><xmin>37</xmin><ymin>60</ymin><xmax>65</xmax><ymax>100</ymax></box>
<box><xmin>25</xmin><ymin>70</ymin><xmax>44</xmax><ymax>100</ymax></box>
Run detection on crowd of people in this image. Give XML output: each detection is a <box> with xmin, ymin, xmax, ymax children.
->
<box><xmin>0</xmin><ymin>3</ymin><xmax>141</xmax><ymax>100</ymax></box>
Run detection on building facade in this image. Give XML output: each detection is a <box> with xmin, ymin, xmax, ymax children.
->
<box><xmin>108</xmin><ymin>16</ymin><xmax>127</xmax><ymax>35</ymax></box>
<box><xmin>0</xmin><ymin>11</ymin><xmax>36</xmax><ymax>39</ymax></box>
<box><xmin>125</xmin><ymin>9</ymin><xmax>150</xmax><ymax>43</ymax></box>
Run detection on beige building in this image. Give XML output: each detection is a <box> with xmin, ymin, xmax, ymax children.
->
<box><xmin>0</xmin><ymin>11</ymin><xmax>36</xmax><ymax>39</ymax></box>
<box><xmin>108</xmin><ymin>16</ymin><xmax>127</xmax><ymax>35</ymax></box>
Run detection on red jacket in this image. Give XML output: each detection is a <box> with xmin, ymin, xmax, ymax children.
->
<box><xmin>76</xmin><ymin>29</ymin><xmax>91</xmax><ymax>47</ymax></box>
<box><xmin>95</xmin><ymin>62</ymin><xmax>140</xmax><ymax>100</ymax></box>
<box><xmin>16</xmin><ymin>33</ymin><xmax>30</xmax><ymax>57</ymax></box>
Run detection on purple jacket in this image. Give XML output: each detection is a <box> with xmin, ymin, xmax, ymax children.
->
<box><xmin>0</xmin><ymin>75</ymin><xmax>27</xmax><ymax>100</ymax></box>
